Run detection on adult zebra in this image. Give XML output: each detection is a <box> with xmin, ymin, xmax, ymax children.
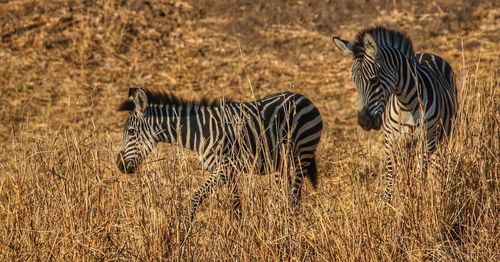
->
<box><xmin>332</xmin><ymin>26</ymin><xmax>457</xmax><ymax>202</ymax></box>
<box><xmin>116</xmin><ymin>87</ymin><xmax>323</xmax><ymax>219</ymax></box>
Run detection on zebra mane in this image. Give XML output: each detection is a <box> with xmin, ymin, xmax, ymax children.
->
<box><xmin>118</xmin><ymin>88</ymin><xmax>233</xmax><ymax>112</ymax></box>
<box><xmin>354</xmin><ymin>26</ymin><xmax>415</xmax><ymax>58</ymax></box>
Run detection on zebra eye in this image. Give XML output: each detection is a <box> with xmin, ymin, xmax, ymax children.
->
<box><xmin>369</xmin><ymin>77</ymin><xmax>378</xmax><ymax>85</ymax></box>
<box><xmin>127</xmin><ymin>128</ymin><xmax>137</xmax><ymax>136</ymax></box>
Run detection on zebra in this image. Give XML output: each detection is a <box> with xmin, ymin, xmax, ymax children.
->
<box><xmin>116</xmin><ymin>86</ymin><xmax>323</xmax><ymax>219</ymax></box>
<box><xmin>332</xmin><ymin>26</ymin><xmax>457</xmax><ymax>202</ymax></box>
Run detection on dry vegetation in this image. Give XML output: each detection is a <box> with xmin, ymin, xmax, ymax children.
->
<box><xmin>0</xmin><ymin>0</ymin><xmax>499</xmax><ymax>261</ymax></box>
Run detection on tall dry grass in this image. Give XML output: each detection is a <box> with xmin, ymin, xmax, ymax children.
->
<box><xmin>1</xmin><ymin>56</ymin><xmax>498</xmax><ymax>262</ymax></box>
<box><xmin>0</xmin><ymin>1</ymin><xmax>498</xmax><ymax>261</ymax></box>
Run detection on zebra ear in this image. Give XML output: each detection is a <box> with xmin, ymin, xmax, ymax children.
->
<box><xmin>128</xmin><ymin>86</ymin><xmax>139</xmax><ymax>98</ymax></box>
<box><xmin>363</xmin><ymin>33</ymin><xmax>378</xmax><ymax>58</ymax></box>
<box><xmin>332</xmin><ymin>37</ymin><xmax>354</xmax><ymax>56</ymax></box>
<box><xmin>132</xmin><ymin>88</ymin><xmax>148</xmax><ymax>114</ymax></box>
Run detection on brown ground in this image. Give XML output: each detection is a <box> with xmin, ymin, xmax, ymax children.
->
<box><xmin>0</xmin><ymin>0</ymin><xmax>498</xmax><ymax>260</ymax></box>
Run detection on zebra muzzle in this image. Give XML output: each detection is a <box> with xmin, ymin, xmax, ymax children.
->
<box><xmin>357</xmin><ymin>108</ymin><xmax>374</xmax><ymax>131</ymax></box>
<box><xmin>116</xmin><ymin>151</ymin><xmax>137</xmax><ymax>174</ymax></box>
<box><xmin>357</xmin><ymin>108</ymin><xmax>382</xmax><ymax>131</ymax></box>
<box><xmin>372</xmin><ymin>113</ymin><xmax>382</xmax><ymax>130</ymax></box>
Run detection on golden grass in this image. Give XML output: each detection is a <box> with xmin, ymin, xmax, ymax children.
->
<box><xmin>0</xmin><ymin>1</ymin><xmax>498</xmax><ymax>261</ymax></box>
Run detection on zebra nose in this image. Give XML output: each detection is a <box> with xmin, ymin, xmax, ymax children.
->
<box><xmin>116</xmin><ymin>151</ymin><xmax>138</xmax><ymax>174</ymax></box>
<box><xmin>357</xmin><ymin>107</ymin><xmax>373</xmax><ymax>131</ymax></box>
<box><xmin>125</xmin><ymin>163</ymin><xmax>136</xmax><ymax>174</ymax></box>
<box><xmin>116</xmin><ymin>151</ymin><xmax>134</xmax><ymax>174</ymax></box>
<box><xmin>372</xmin><ymin>113</ymin><xmax>382</xmax><ymax>130</ymax></box>
<box><xmin>116</xmin><ymin>151</ymin><xmax>126</xmax><ymax>173</ymax></box>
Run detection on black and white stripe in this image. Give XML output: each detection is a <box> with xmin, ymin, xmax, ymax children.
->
<box><xmin>333</xmin><ymin>26</ymin><xmax>457</xmax><ymax>202</ymax></box>
<box><xmin>116</xmin><ymin>87</ymin><xmax>323</xmax><ymax>219</ymax></box>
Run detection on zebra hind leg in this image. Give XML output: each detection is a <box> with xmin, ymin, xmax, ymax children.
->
<box><xmin>291</xmin><ymin>166</ymin><xmax>305</xmax><ymax>208</ymax></box>
<box><xmin>291</xmin><ymin>156</ymin><xmax>318</xmax><ymax>208</ymax></box>
<box><xmin>221</xmin><ymin>173</ymin><xmax>242</xmax><ymax>220</ymax></box>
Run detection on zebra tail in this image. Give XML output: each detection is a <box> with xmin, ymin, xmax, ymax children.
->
<box><xmin>307</xmin><ymin>157</ymin><xmax>318</xmax><ymax>189</ymax></box>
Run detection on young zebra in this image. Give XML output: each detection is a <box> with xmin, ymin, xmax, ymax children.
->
<box><xmin>116</xmin><ymin>87</ymin><xmax>323</xmax><ymax>219</ymax></box>
<box><xmin>332</xmin><ymin>26</ymin><xmax>457</xmax><ymax>202</ymax></box>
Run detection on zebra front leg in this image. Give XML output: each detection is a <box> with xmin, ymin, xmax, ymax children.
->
<box><xmin>383</xmin><ymin>156</ymin><xmax>395</xmax><ymax>203</ymax></box>
<box><xmin>417</xmin><ymin>152</ymin><xmax>429</xmax><ymax>183</ymax></box>
<box><xmin>190</xmin><ymin>172</ymin><xmax>220</xmax><ymax>220</ymax></box>
<box><xmin>229</xmin><ymin>184</ymin><xmax>242</xmax><ymax>220</ymax></box>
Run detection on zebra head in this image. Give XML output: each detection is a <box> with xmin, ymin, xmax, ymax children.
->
<box><xmin>116</xmin><ymin>87</ymin><xmax>158</xmax><ymax>174</ymax></box>
<box><xmin>333</xmin><ymin>33</ymin><xmax>394</xmax><ymax>131</ymax></box>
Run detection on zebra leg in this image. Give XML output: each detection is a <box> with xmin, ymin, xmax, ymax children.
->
<box><xmin>291</xmin><ymin>166</ymin><xmax>305</xmax><ymax>207</ymax></box>
<box><xmin>229</xmin><ymin>184</ymin><xmax>242</xmax><ymax>219</ymax></box>
<box><xmin>220</xmin><ymin>173</ymin><xmax>242</xmax><ymax>220</ymax></box>
<box><xmin>383</xmin><ymin>156</ymin><xmax>395</xmax><ymax>203</ymax></box>
<box><xmin>420</xmin><ymin>129</ymin><xmax>438</xmax><ymax>183</ymax></box>
<box><xmin>417</xmin><ymin>152</ymin><xmax>429</xmax><ymax>181</ymax></box>
<box><xmin>275</xmin><ymin>167</ymin><xmax>292</xmax><ymax>190</ymax></box>
<box><xmin>190</xmin><ymin>172</ymin><xmax>220</xmax><ymax>220</ymax></box>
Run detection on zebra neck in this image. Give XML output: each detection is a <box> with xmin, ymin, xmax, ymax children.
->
<box><xmin>154</xmin><ymin>104</ymin><xmax>219</xmax><ymax>154</ymax></box>
<box><xmin>393</xmin><ymin>53</ymin><xmax>420</xmax><ymax>112</ymax></box>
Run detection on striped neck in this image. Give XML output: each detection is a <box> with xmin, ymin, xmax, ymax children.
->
<box><xmin>383</xmin><ymin>47</ymin><xmax>420</xmax><ymax>112</ymax></box>
<box><xmin>144</xmin><ymin>103</ymin><xmax>218</xmax><ymax>154</ymax></box>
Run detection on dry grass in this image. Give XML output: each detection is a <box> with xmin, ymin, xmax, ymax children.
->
<box><xmin>0</xmin><ymin>1</ymin><xmax>498</xmax><ymax>261</ymax></box>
